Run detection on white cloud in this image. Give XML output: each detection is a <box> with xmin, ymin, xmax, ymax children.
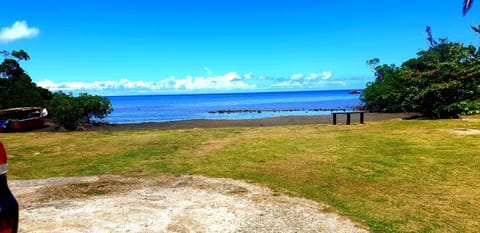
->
<box><xmin>36</xmin><ymin>71</ymin><xmax>344</xmax><ymax>95</ymax></box>
<box><xmin>321</xmin><ymin>71</ymin><xmax>332</xmax><ymax>80</ymax></box>
<box><xmin>38</xmin><ymin>79</ymin><xmax>158</xmax><ymax>93</ymax></box>
<box><xmin>303</xmin><ymin>72</ymin><xmax>332</xmax><ymax>80</ymax></box>
<box><xmin>291</xmin><ymin>73</ymin><xmax>304</xmax><ymax>80</ymax></box>
<box><xmin>244</xmin><ymin>72</ymin><xmax>253</xmax><ymax>80</ymax></box>
<box><xmin>37</xmin><ymin>72</ymin><xmax>256</xmax><ymax>94</ymax></box>
<box><xmin>271</xmin><ymin>71</ymin><xmax>336</xmax><ymax>88</ymax></box>
<box><xmin>287</xmin><ymin>71</ymin><xmax>332</xmax><ymax>82</ymax></box>
<box><xmin>169</xmin><ymin>72</ymin><xmax>254</xmax><ymax>90</ymax></box>
<box><xmin>0</xmin><ymin>21</ymin><xmax>39</xmax><ymax>43</ymax></box>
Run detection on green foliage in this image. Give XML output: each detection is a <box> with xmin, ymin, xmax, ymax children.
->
<box><xmin>454</xmin><ymin>100</ymin><xmax>480</xmax><ymax>115</ymax></box>
<box><xmin>48</xmin><ymin>92</ymin><xmax>113</xmax><ymax>129</ymax></box>
<box><xmin>1</xmin><ymin>49</ymin><xmax>113</xmax><ymax>129</ymax></box>
<box><xmin>362</xmin><ymin>41</ymin><xmax>480</xmax><ymax>118</ymax></box>
<box><xmin>0</xmin><ymin>50</ymin><xmax>53</xmax><ymax>109</ymax></box>
<box><xmin>48</xmin><ymin>92</ymin><xmax>83</xmax><ymax>129</ymax></box>
<box><xmin>10</xmin><ymin>50</ymin><xmax>30</xmax><ymax>61</ymax></box>
<box><xmin>77</xmin><ymin>93</ymin><xmax>113</xmax><ymax>123</ymax></box>
<box><xmin>0</xmin><ymin>59</ymin><xmax>25</xmax><ymax>80</ymax></box>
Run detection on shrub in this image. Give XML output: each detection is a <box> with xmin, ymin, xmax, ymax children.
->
<box><xmin>48</xmin><ymin>92</ymin><xmax>113</xmax><ymax>130</ymax></box>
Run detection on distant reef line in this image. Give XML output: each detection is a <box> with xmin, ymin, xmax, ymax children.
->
<box><xmin>208</xmin><ymin>108</ymin><xmax>355</xmax><ymax>114</ymax></box>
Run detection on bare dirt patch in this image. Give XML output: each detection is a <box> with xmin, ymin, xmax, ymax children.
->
<box><xmin>446</xmin><ymin>128</ymin><xmax>480</xmax><ymax>135</ymax></box>
<box><xmin>10</xmin><ymin>175</ymin><xmax>368</xmax><ymax>233</ymax></box>
<box><xmin>460</xmin><ymin>118</ymin><xmax>480</xmax><ymax>123</ymax></box>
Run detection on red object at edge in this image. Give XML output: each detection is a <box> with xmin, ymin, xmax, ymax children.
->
<box><xmin>0</xmin><ymin>142</ymin><xmax>6</xmax><ymax>165</ymax></box>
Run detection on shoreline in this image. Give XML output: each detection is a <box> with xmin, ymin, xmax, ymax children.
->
<box><xmin>74</xmin><ymin>112</ymin><xmax>416</xmax><ymax>131</ymax></box>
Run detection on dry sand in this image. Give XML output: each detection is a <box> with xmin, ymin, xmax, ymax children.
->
<box><xmin>35</xmin><ymin>112</ymin><xmax>415</xmax><ymax>132</ymax></box>
<box><xmin>10</xmin><ymin>175</ymin><xmax>368</xmax><ymax>233</ymax></box>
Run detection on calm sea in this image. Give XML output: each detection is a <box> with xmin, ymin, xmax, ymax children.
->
<box><xmin>103</xmin><ymin>90</ymin><xmax>362</xmax><ymax>124</ymax></box>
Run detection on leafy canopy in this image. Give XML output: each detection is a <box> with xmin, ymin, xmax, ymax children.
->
<box><xmin>1</xmin><ymin>50</ymin><xmax>113</xmax><ymax>130</ymax></box>
<box><xmin>47</xmin><ymin>92</ymin><xmax>113</xmax><ymax>129</ymax></box>
<box><xmin>361</xmin><ymin>40</ymin><xmax>480</xmax><ymax>118</ymax></box>
<box><xmin>0</xmin><ymin>50</ymin><xmax>52</xmax><ymax>109</ymax></box>
<box><xmin>77</xmin><ymin>93</ymin><xmax>113</xmax><ymax>124</ymax></box>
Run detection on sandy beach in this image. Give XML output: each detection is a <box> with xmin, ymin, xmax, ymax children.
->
<box><xmin>41</xmin><ymin>112</ymin><xmax>415</xmax><ymax>132</ymax></box>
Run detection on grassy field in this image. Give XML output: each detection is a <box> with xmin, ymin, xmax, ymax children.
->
<box><xmin>2</xmin><ymin>117</ymin><xmax>480</xmax><ymax>232</ymax></box>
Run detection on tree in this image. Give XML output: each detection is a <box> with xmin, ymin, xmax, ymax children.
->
<box><xmin>77</xmin><ymin>93</ymin><xmax>113</xmax><ymax>124</ymax></box>
<box><xmin>48</xmin><ymin>92</ymin><xmax>113</xmax><ymax>129</ymax></box>
<box><xmin>362</xmin><ymin>41</ymin><xmax>480</xmax><ymax>118</ymax></box>
<box><xmin>0</xmin><ymin>50</ymin><xmax>52</xmax><ymax>109</ymax></box>
<box><xmin>425</xmin><ymin>26</ymin><xmax>437</xmax><ymax>47</ymax></box>
<box><xmin>1</xmin><ymin>49</ymin><xmax>113</xmax><ymax>130</ymax></box>
<box><xmin>0</xmin><ymin>57</ymin><xmax>25</xmax><ymax>80</ymax></box>
<box><xmin>47</xmin><ymin>92</ymin><xmax>82</xmax><ymax>130</ymax></box>
<box><xmin>11</xmin><ymin>50</ymin><xmax>30</xmax><ymax>61</ymax></box>
<box><xmin>361</xmin><ymin>61</ymin><xmax>412</xmax><ymax>112</ymax></box>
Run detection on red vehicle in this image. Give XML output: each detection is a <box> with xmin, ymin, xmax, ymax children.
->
<box><xmin>0</xmin><ymin>141</ymin><xmax>18</xmax><ymax>233</ymax></box>
<box><xmin>0</xmin><ymin>107</ymin><xmax>47</xmax><ymax>133</ymax></box>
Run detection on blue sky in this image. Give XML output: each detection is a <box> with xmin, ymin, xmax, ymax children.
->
<box><xmin>2</xmin><ymin>0</ymin><xmax>480</xmax><ymax>95</ymax></box>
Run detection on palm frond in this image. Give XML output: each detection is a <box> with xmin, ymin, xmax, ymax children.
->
<box><xmin>425</xmin><ymin>25</ymin><xmax>437</xmax><ymax>47</ymax></box>
<box><xmin>471</xmin><ymin>25</ymin><xmax>480</xmax><ymax>33</ymax></box>
<box><xmin>463</xmin><ymin>0</ymin><xmax>474</xmax><ymax>16</ymax></box>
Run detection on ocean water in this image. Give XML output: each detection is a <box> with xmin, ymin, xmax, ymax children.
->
<box><xmin>103</xmin><ymin>90</ymin><xmax>362</xmax><ymax>124</ymax></box>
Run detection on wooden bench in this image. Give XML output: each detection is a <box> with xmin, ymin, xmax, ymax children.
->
<box><xmin>331</xmin><ymin>111</ymin><xmax>365</xmax><ymax>125</ymax></box>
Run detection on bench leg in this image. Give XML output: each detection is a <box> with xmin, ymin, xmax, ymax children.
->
<box><xmin>333</xmin><ymin>114</ymin><xmax>337</xmax><ymax>125</ymax></box>
<box><xmin>346</xmin><ymin>113</ymin><xmax>351</xmax><ymax>125</ymax></box>
<box><xmin>360</xmin><ymin>112</ymin><xmax>364</xmax><ymax>124</ymax></box>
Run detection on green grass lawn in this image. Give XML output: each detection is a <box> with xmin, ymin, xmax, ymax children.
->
<box><xmin>2</xmin><ymin>117</ymin><xmax>480</xmax><ymax>232</ymax></box>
